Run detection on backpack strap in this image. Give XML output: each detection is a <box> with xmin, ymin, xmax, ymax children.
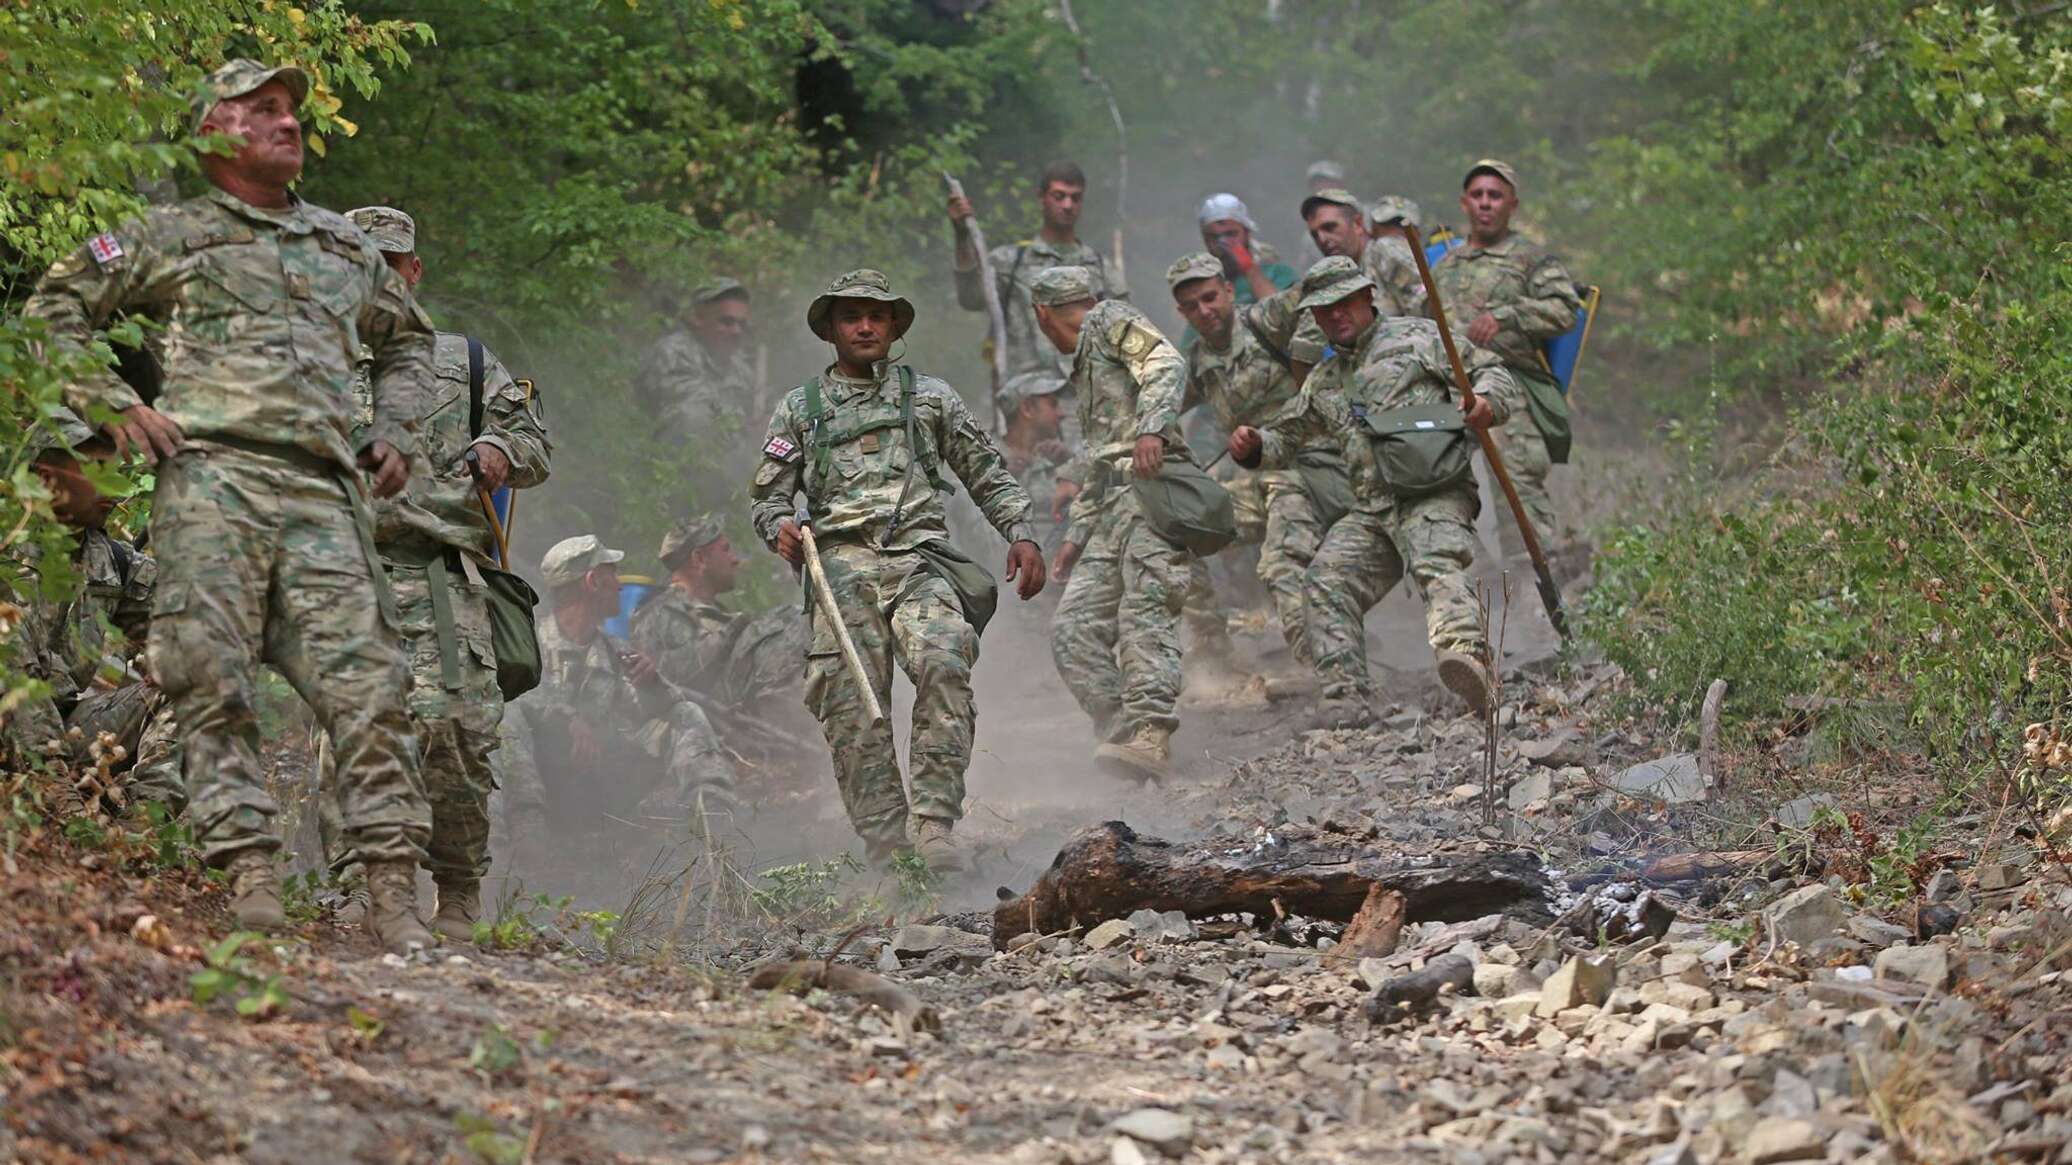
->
<box><xmin>1240</xmin><ymin>306</ymin><xmax>1294</xmax><ymax>373</ymax></box>
<box><xmin>467</xmin><ymin>337</ymin><xmax>486</xmax><ymax>436</ymax></box>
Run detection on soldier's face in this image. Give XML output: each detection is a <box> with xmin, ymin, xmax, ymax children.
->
<box><xmin>1020</xmin><ymin>394</ymin><xmax>1064</xmax><ymax>439</ymax></box>
<box><xmin>1311</xmin><ymin>289</ymin><xmax>1377</xmax><ymax>348</ymax></box>
<box><xmin>1035</xmin><ymin>300</ymin><xmax>1092</xmax><ymax>353</ymax></box>
<box><xmin>1040</xmin><ymin>182</ymin><xmax>1084</xmax><ymax>230</ymax></box>
<box><xmin>382</xmin><ymin>252</ymin><xmax>424</xmax><ymax>289</ymax></box>
<box><xmin>692</xmin><ymin>295</ymin><xmax>751</xmax><ymax>361</ymax></box>
<box><xmin>204</xmin><ymin>80</ymin><xmax>305</xmax><ymax>185</ymax></box>
<box><xmin>830</xmin><ymin>300</ymin><xmax>895</xmax><ymax>365</ymax></box>
<box><xmin>695</xmin><ymin>536</ymin><xmax>741</xmax><ymax>594</ymax></box>
<box><xmin>33</xmin><ymin>456</ymin><xmax>114</xmax><ymax>530</ymax></box>
<box><xmin>1172</xmin><ymin>277</ymin><xmax>1235</xmax><ymax>341</ymax></box>
<box><xmin>1202</xmin><ymin>220</ymin><xmax>1251</xmax><ymax>266</ymax></box>
<box><xmin>1461</xmin><ymin>175</ymin><xmax>1517</xmax><ymax>237</ymax></box>
<box><xmin>586</xmin><ymin>564</ymin><xmax>623</xmax><ymax>615</ymax></box>
<box><xmin>1305</xmin><ymin>206</ymin><xmax>1367</xmax><ymax>259</ymax></box>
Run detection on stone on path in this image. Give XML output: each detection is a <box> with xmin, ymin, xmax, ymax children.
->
<box><xmin>1109</xmin><ymin>1108</ymin><xmax>1193</xmax><ymax>1158</ymax></box>
<box><xmin>1085</xmin><ymin>918</ymin><xmax>1136</xmax><ymax>951</ymax></box>
<box><xmin>1613</xmin><ymin>753</ymin><xmax>1706</xmax><ymax>804</ymax></box>
<box><xmin>1743</xmin><ymin>1115</ymin><xmax>1826</xmax><ymax>1163</ymax></box>
<box><xmin>1873</xmin><ymin>942</ymin><xmax>1951</xmax><ymax>989</ymax></box>
<box><xmin>1535</xmin><ymin>955</ymin><xmax>1615</xmax><ymax>1018</ymax></box>
<box><xmin>1763</xmin><ymin>885</ymin><xmax>1846</xmax><ymax>950</ymax></box>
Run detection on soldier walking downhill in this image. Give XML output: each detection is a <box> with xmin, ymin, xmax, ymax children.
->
<box><xmin>22</xmin><ymin>60</ymin><xmax>438</xmax><ymax>952</ymax></box>
<box><xmin>749</xmin><ymin>271</ymin><xmax>1045</xmax><ymax>869</ymax></box>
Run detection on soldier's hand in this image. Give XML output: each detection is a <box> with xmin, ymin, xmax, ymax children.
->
<box><xmin>1050</xmin><ymin>478</ymin><xmax>1080</xmax><ymax>522</ymax></box>
<box><xmin>1466</xmin><ymin>312</ymin><xmax>1501</xmax><ymax>346</ymax></box>
<box><xmin>359</xmin><ymin>440</ymin><xmax>409</xmax><ymax>499</ymax></box>
<box><xmin>109</xmin><ymin>405</ymin><xmax>184</xmax><ymax>466</ymax></box>
<box><xmin>1051</xmin><ymin>540</ymin><xmax>1082</xmax><ymax>581</ymax></box>
<box><xmin>567</xmin><ymin>720</ymin><xmax>601</xmax><ymax>769</ymax></box>
<box><xmin>1005</xmin><ymin>539</ymin><xmax>1047</xmax><ymax>600</ymax></box>
<box><xmin>623</xmin><ymin>649</ymin><xmax>660</xmax><ymax>688</ymax></box>
<box><xmin>466</xmin><ymin>442</ymin><xmax>510</xmax><ymax>492</ymax></box>
<box><xmin>947</xmin><ymin>194</ymin><xmax>974</xmax><ymax>225</ymax></box>
<box><xmin>1460</xmin><ymin>391</ymin><xmax>1495</xmax><ymax>430</ymax></box>
<box><xmin>1228</xmin><ymin>426</ymin><xmax>1263</xmax><ymax>466</ymax></box>
<box><xmin>775</xmin><ymin>519</ymin><xmax>805</xmax><ymax>567</ymax></box>
<box><xmin>1131</xmin><ymin>435</ymin><xmax>1166</xmax><ymax>479</ymax></box>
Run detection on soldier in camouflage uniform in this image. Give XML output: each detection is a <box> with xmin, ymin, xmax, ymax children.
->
<box><xmin>1295</xmin><ymin>160</ymin><xmax>1350</xmax><ymax>271</ymax></box>
<box><xmin>311</xmin><ymin>206</ymin><xmax>552</xmax><ymax>942</ymax></box>
<box><xmin>749</xmin><ymin>271</ymin><xmax>1045</xmax><ymax>867</ymax></box>
<box><xmin>1430</xmin><ymin>160</ymin><xmax>1583</xmax><ymax>564</ymax></box>
<box><xmin>1291</xmin><ymin>189</ymin><xmax>1427</xmax><ymax>363</ymax></box>
<box><xmin>996</xmin><ymin>371</ymin><xmax>1074</xmax><ymax>558</ymax></box>
<box><xmin>1040</xmin><ymin>266</ymin><xmax>1193</xmax><ymax>781</ymax></box>
<box><xmin>1168</xmin><ymin>252</ymin><xmax>1334</xmax><ymax>665</ymax></box>
<box><xmin>633</xmin><ymin>278</ymin><xmax>756</xmax><ymax>490</ymax></box>
<box><xmin>1230</xmin><ymin>258</ymin><xmax>1521</xmax><ymax>726</ymax></box>
<box><xmin>512</xmin><ymin>536</ymin><xmax>737</xmax><ymax>834</ymax></box>
<box><xmin>22</xmin><ymin>60</ymin><xmax>436</xmax><ymax>952</ymax></box>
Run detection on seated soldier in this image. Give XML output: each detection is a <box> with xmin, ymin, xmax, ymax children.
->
<box><xmin>509</xmin><ymin>535</ymin><xmax>737</xmax><ymax>838</ymax></box>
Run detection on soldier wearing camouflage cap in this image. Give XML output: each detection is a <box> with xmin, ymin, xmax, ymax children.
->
<box><xmin>994</xmin><ymin>370</ymin><xmax>1074</xmax><ymax>573</ymax></box>
<box><xmin>1430</xmin><ymin>158</ymin><xmax>1584</xmax><ymax>567</ymax></box>
<box><xmin>1298</xmin><ymin>187</ymin><xmax>1426</xmax><ymax>320</ymax></box>
<box><xmin>1228</xmin><ymin>256</ymin><xmax>1523</xmax><ymax>725</ymax></box>
<box><xmin>750</xmin><ymin>270</ymin><xmax>1045</xmax><ymax>870</ymax></box>
<box><xmin>22</xmin><ymin>58</ymin><xmax>438</xmax><ymax>952</ymax></box>
<box><xmin>634</xmin><ymin>273</ymin><xmax>757</xmax><ymax>494</ymax></box>
<box><xmin>507</xmin><ymin>534</ymin><xmax>736</xmax><ymax>839</ymax></box>
<box><xmin>312</xmin><ymin>204</ymin><xmax>552</xmax><ymax>943</ymax></box>
<box><xmin>1037</xmin><ymin>265</ymin><xmax>1197</xmax><ymax>780</ymax></box>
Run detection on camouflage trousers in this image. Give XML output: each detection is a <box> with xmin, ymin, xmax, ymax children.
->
<box><xmin>318</xmin><ymin>558</ymin><xmax>502</xmax><ymax>887</ymax></box>
<box><xmin>1256</xmin><ymin>475</ymin><xmax>1326</xmax><ymax>663</ymax></box>
<box><xmin>64</xmin><ymin>681</ymin><xmax>183</xmax><ymax>811</ymax></box>
<box><xmin>1051</xmin><ymin>500</ymin><xmax>1191</xmax><ymax>740</ymax></box>
<box><xmin>1305</xmin><ymin>489</ymin><xmax>1486</xmax><ymax>704</ymax></box>
<box><xmin>1492</xmin><ymin>371</ymin><xmax>1561</xmax><ymax>563</ymax></box>
<box><xmin>802</xmin><ymin>542</ymin><xmax>978</xmax><ymax>856</ymax></box>
<box><xmin>147</xmin><ymin>444</ymin><xmax>425</xmax><ymax>867</ymax></box>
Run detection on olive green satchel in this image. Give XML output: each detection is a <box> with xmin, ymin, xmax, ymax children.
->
<box><xmin>1131</xmin><ymin>455</ymin><xmax>1238</xmax><ymax>556</ymax></box>
<box><xmin>1293</xmin><ymin>447</ymin><xmax>1355</xmax><ymax>529</ymax></box>
<box><xmin>1358</xmin><ymin>401</ymin><xmax>1476</xmax><ymax>499</ymax></box>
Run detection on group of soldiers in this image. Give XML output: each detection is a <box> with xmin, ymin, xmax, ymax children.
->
<box><xmin>5</xmin><ymin>58</ymin><xmax>1585</xmax><ymax>943</ymax></box>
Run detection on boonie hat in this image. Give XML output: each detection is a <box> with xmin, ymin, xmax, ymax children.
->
<box><xmin>806</xmin><ymin>269</ymin><xmax>914</xmax><ymax>342</ymax></box>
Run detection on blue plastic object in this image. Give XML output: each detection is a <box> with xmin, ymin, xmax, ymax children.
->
<box><xmin>1540</xmin><ymin>284</ymin><xmax>1600</xmax><ymax>396</ymax></box>
<box><xmin>605</xmin><ymin>575</ymin><xmax>656</xmax><ymax>641</ymax></box>
<box><xmin>1424</xmin><ymin>232</ymin><xmax>1461</xmax><ymax>268</ymax></box>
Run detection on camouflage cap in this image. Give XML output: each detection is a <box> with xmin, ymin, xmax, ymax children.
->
<box><xmin>1300</xmin><ymin>187</ymin><xmax>1365</xmax><ymax>221</ymax></box>
<box><xmin>345</xmin><ymin>206</ymin><xmax>416</xmax><ymax>254</ymax></box>
<box><xmin>658</xmin><ymin>514</ymin><xmax>725</xmax><ymax>565</ymax></box>
<box><xmin>806</xmin><ymin>269</ymin><xmax>914</xmax><ymax>342</ymax></box>
<box><xmin>1030</xmin><ymin>265</ymin><xmax>1099</xmax><ymax>308</ymax></box>
<box><xmin>1294</xmin><ymin>255</ymin><xmax>1375</xmax><ymax>312</ymax></box>
<box><xmin>1464</xmin><ymin>158</ymin><xmax>1519</xmax><ymax>194</ymax></box>
<box><xmin>1164</xmin><ymin>251</ymin><xmax>1225</xmax><ymax>293</ymax></box>
<box><xmin>1368</xmin><ymin>195</ymin><xmax>1424</xmax><ymax>229</ymax></box>
<box><xmin>997</xmin><ymin>369</ymin><xmax>1068</xmax><ymax>410</ymax></box>
<box><xmin>691</xmin><ymin>277</ymin><xmax>749</xmax><ymax>307</ymax></box>
<box><xmin>540</xmin><ymin>534</ymin><xmax>626</xmax><ymax>589</ymax></box>
<box><xmin>192</xmin><ymin>58</ymin><xmax>310</xmax><ymax>132</ymax></box>
<box><xmin>1305</xmin><ymin>159</ymin><xmax>1347</xmax><ymax>184</ymax></box>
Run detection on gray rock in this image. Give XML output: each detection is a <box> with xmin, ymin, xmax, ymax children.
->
<box><xmin>1125</xmin><ymin>908</ymin><xmax>1196</xmax><ymax>944</ymax></box>
<box><xmin>1977</xmin><ymin>862</ymin><xmax>2024</xmax><ymax>891</ymax></box>
<box><xmin>1084</xmin><ymin>918</ymin><xmax>1137</xmax><ymax>951</ymax></box>
<box><xmin>889</xmin><ymin>924</ymin><xmax>985</xmax><ymax>957</ymax></box>
<box><xmin>1647</xmin><ymin>1137</ymin><xmax>1699</xmax><ymax>1165</ymax></box>
<box><xmin>1536</xmin><ymin>954</ymin><xmax>1616</xmax><ymax>1017</ymax></box>
<box><xmin>1109</xmin><ymin>1108</ymin><xmax>1193</xmax><ymax>1158</ymax></box>
<box><xmin>1473</xmin><ymin>961</ymin><xmax>1538</xmax><ymax>999</ymax></box>
<box><xmin>1774</xmin><ymin>794</ymin><xmax>1836</xmax><ymax>830</ymax></box>
<box><xmin>1845</xmin><ymin>915</ymin><xmax>1913</xmax><ymax>948</ymax></box>
<box><xmin>1508</xmin><ymin>770</ymin><xmax>1554</xmax><ymax>810</ymax></box>
<box><xmin>1613</xmin><ymin>753</ymin><xmax>1707</xmax><ymax>803</ymax></box>
<box><xmin>1874</xmin><ymin>943</ymin><xmax>1951</xmax><ymax>989</ymax></box>
<box><xmin>1765</xmin><ymin>885</ymin><xmax>1847</xmax><ymax>950</ymax></box>
<box><xmin>1744</xmin><ymin>1115</ymin><xmax>1826</xmax><ymax>1163</ymax></box>
<box><xmin>1763</xmin><ymin>1068</ymin><xmax>1819</xmax><ymax>1119</ymax></box>
<box><xmin>1517</xmin><ymin>731</ymin><xmax>1587</xmax><ymax>768</ymax></box>
<box><xmin>1926</xmin><ymin>868</ymin><xmax>1961</xmax><ymax>903</ymax></box>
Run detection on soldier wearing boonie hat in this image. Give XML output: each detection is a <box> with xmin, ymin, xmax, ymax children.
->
<box><xmin>633</xmin><ymin>271</ymin><xmax>758</xmax><ymax>483</ymax></box>
<box><xmin>749</xmin><ymin>268</ymin><xmax>1044</xmax><ymax>871</ymax></box>
<box><xmin>1227</xmin><ymin>252</ymin><xmax>1523</xmax><ymax>728</ymax></box>
<box><xmin>1431</xmin><ymin>157</ymin><xmax>1585</xmax><ymax>567</ymax></box>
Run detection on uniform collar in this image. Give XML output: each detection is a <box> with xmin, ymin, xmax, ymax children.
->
<box><xmin>820</xmin><ymin>360</ymin><xmax>895</xmax><ymax>403</ymax></box>
<box><xmin>205</xmin><ymin>185</ymin><xmax>312</xmax><ymax>232</ymax></box>
<box><xmin>1459</xmin><ymin>230</ymin><xmax>1519</xmax><ymax>258</ymax></box>
<box><xmin>1348</xmin><ymin>315</ymin><xmax>1386</xmax><ymax>358</ymax></box>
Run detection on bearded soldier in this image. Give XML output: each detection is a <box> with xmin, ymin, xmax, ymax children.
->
<box><xmin>749</xmin><ymin>271</ymin><xmax>1045</xmax><ymax>869</ymax></box>
<box><xmin>1229</xmin><ymin>258</ymin><xmax>1521</xmax><ymax>727</ymax></box>
<box><xmin>22</xmin><ymin>60</ymin><xmax>436</xmax><ymax>952</ymax></box>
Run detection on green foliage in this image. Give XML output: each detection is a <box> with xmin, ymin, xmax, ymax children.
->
<box><xmin>454</xmin><ymin>1111</ymin><xmax>527</xmax><ymax>1165</ymax></box>
<box><xmin>465</xmin><ymin>1023</ymin><xmax>525</xmax><ymax>1078</ymax></box>
<box><xmin>751</xmin><ymin>854</ymin><xmax>864</xmax><ymax>924</ymax></box>
<box><xmin>471</xmin><ymin>888</ymin><xmax>576</xmax><ymax>951</ymax></box>
<box><xmin>188</xmin><ymin>931</ymin><xmax>290</xmax><ymax>1020</ymax></box>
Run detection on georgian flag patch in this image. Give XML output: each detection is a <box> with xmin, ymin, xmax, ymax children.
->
<box><xmin>763</xmin><ymin>435</ymin><xmax>800</xmax><ymax>462</ymax></box>
<box><xmin>87</xmin><ymin>233</ymin><xmax>126</xmax><ymax>267</ymax></box>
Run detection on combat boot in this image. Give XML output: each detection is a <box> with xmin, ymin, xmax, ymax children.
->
<box><xmin>431</xmin><ymin>879</ymin><xmax>481</xmax><ymax>944</ymax></box>
<box><xmin>365</xmin><ymin>861</ymin><xmax>434</xmax><ymax>955</ymax></box>
<box><xmin>1436</xmin><ymin>650</ymin><xmax>1494</xmax><ymax>719</ymax></box>
<box><xmin>910</xmin><ymin>816</ymin><xmax>968</xmax><ymax>875</ymax></box>
<box><xmin>224</xmin><ymin>849</ymin><xmax>287</xmax><ymax>931</ymax></box>
<box><xmin>1094</xmin><ymin>725</ymin><xmax>1173</xmax><ymax>783</ymax></box>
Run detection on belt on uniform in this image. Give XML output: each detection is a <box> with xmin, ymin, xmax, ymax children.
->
<box><xmin>382</xmin><ymin>544</ymin><xmax>467</xmax><ymax>692</ymax></box>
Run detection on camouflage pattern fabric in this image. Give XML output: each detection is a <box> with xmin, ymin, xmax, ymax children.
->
<box><xmin>1293</xmin><ymin>234</ymin><xmax>1429</xmax><ymax>357</ymax></box>
<box><xmin>629</xmin><ymin>587</ymin><xmax>808</xmax><ymax>710</ymax></box>
<box><xmin>633</xmin><ymin>328</ymin><xmax>757</xmax><ymax>486</ymax></box>
<box><xmin>1051</xmin><ymin>300</ymin><xmax>1192</xmax><ymax>739</ymax></box>
<box><xmin>1431</xmin><ymin>233</ymin><xmax>1583</xmax><ymax>556</ymax></box>
<box><xmin>956</xmin><ymin>237</ymin><xmax>1126</xmax><ymax>386</ymax></box>
<box><xmin>1249</xmin><ymin>314</ymin><xmax>1520</xmax><ymax>699</ymax></box>
<box><xmin>749</xmin><ymin>360</ymin><xmax>1035</xmax><ymax>852</ymax></box>
<box><xmin>22</xmin><ymin>187</ymin><xmax>437</xmax><ymax>867</ymax></box>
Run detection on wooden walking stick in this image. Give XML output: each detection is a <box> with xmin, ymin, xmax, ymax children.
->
<box><xmin>795</xmin><ymin>507</ymin><xmax>886</xmax><ymax>724</ymax></box>
<box><xmin>1404</xmin><ymin>224</ymin><xmax>1569</xmax><ymax>638</ymax></box>
<box><xmin>943</xmin><ymin>172</ymin><xmax>1010</xmax><ymax>432</ymax></box>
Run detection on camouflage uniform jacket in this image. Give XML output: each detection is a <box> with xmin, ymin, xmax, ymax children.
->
<box><xmin>1429</xmin><ymin>232</ymin><xmax>1583</xmax><ymax>372</ymax></box>
<box><xmin>518</xmin><ymin>614</ymin><xmax>681</xmax><ymax>753</ymax></box>
<box><xmin>1060</xmin><ymin>301</ymin><xmax>1188</xmax><ymax>544</ymax></box>
<box><xmin>14</xmin><ymin>530</ymin><xmax>155</xmax><ymax>710</ymax></box>
<box><xmin>749</xmin><ymin>365</ymin><xmax>1037</xmax><ymax>553</ymax></box>
<box><xmin>627</xmin><ymin>586</ymin><xmax>740</xmax><ymax>698</ymax></box>
<box><xmin>1253</xmin><ymin>316</ymin><xmax>1520</xmax><ymax>514</ymax></box>
<box><xmin>352</xmin><ymin>331</ymin><xmax>552</xmax><ymax>560</ymax></box>
<box><xmin>23</xmin><ymin>187</ymin><xmax>432</xmax><ymax>472</ymax></box>
<box><xmin>1004</xmin><ymin>436</ymin><xmax>1074</xmax><ymax>549</ymax></box>
<box><xmin>1292</xmin><ymin>237</ymin><xmax>1428</xmax><ymax>358</ymax></box>
<box><xmin>633</xmin><ymin>329</ymin><xmax>755</xmax><ymax>442</ymax></box>
<box><xmin>956</xmin><ymin>237</ymin><xmax>1126</xmax><ymax>382</ymax></box>
<box><xmin>1180</xmin><ymin>307</ymin><xmax>1321</xmax><ymax>491</ymax></box>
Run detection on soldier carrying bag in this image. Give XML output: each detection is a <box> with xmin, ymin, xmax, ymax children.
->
<box><xmin>1357</xmin><ymin>400</ymin><xmax>1477</xmax><ymax>500</ymax></box>
<box><xmin>1240</xmin><ymin>307</ymin><xmax>1352</xmax><ymax>531</ymax></box>
<box><xmin>1130</xmin><ymin>454</ymin><xmax>1238</xmax><ymax>556</ymax></box>
<box><xmin>467</xmin><ymin>338</ymin><xmax>544</xmax><ymax>701</ymax></box>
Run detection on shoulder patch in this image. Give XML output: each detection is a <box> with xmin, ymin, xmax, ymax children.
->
<box><xmin>762</xmin><ymin>435</ymin><xmax>800</xmax><ymax>462</ymax></box>
<box><xmin>1118</xmin><ymin>320</ymin><xmax>1159</xmax><ymax>359</ymax></box>
<box><xmin>87</xmin><ymin>233</ymin><xmax>126</xmax><ymax>268</ymax></box>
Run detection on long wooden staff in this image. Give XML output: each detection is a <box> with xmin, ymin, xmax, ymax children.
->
<box><xmin>1404</xmin><ymin>224</ymin><xmax>1569</xmax><ymax>637</ymax></box>
<box><xmin>943</xmin><ymin>172</ymin><xmax>1009</xmax><ymax>431</ymax></box>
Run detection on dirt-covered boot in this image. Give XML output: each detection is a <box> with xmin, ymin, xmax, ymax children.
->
<box><xmin>910</xmin><ymin>816</ymin><xmax>968</xmax><ymax>875</ymax></box>
<box><xmin>1436</xmin><ymin>650</ymin><xmax>1494</xmax><ymax>718</ymax></box>
<box><xmin>431</xmin><ymin>879</ymin><xmax>481</xmax><ymax>944</ymax></box>
<box><xmin>1095</xmin><ymin>725</ymin><xmax>1173</xmax><ymax>783</ymax></box>
<box><xmin>224</xmin><ymin>850</ymin><xmax>287</xmax><ymax>931</ymax></box>
<box><xmin>365</xmin><ymin>861</ymin><xmax>433</xmax><ymax>955</ymax></box>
